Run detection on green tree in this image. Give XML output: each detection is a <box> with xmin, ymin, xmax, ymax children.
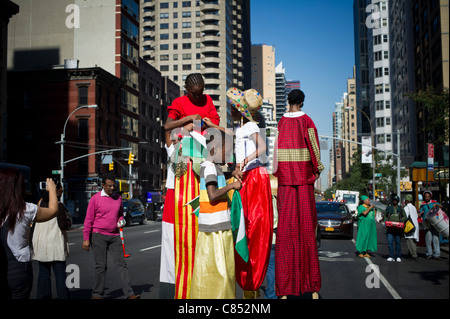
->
<box><xmin>325</xmin><ymin>148</ymin><xmax>407</xmax><ymax>200</ymax></box>
<box><xmin>408</xmin><ymin>87</ymin><xmax>449</xmax><ymax>146</ymax></box>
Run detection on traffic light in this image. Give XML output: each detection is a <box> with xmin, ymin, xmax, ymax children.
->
<box><xmin>109</xmin><ymin>162</ymin><xmax>114</xmax><ymax>171</ymax></box>
<box><xmin>128</xmin><ymin>152</ymin><xmax>135</xmax><ymax>165</ymax></box>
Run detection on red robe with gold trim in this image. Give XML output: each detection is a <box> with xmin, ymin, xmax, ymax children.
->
<box><xmin>274</xmin><ymin>111</ymin><xmax>324</xmax><ymax>296</ymax></box>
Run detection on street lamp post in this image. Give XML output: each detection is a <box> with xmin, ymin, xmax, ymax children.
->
<box><xmin>345</xmin><ymin>106</ymin><xmax>376</xmax><ymax>200</ymax></box>
<box><xmin>60</xmin><ymin>104</ymin><xmax>97</xmax><ymax>203</ymax></box>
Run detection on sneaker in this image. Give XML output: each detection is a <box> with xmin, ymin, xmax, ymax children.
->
<box><xmin>387</xmin><ymin>257</ymin><xmax>394</xmax><ymax>262</ymax></box>
<box><xmin>396</xmin><ymin>257</ymin><xmax>401</xmax><ymax>262</ymax></box>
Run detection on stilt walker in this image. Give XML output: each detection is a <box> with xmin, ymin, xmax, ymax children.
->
<box><xmin>274</xmin><ymin>89</ymin><xmax>323</xmax><ymax>299</ymax></box>
<box><xmin>163</xmin><ymin>73</ymin><xmax>220</xmax><ymax>299</ymax></box>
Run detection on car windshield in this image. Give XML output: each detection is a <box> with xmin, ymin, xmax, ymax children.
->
<box><xmin>342</xmin><ymin>194</ymin><xmax>356</xmax><ymax>204</ymax></box>
<box><xmin>316</xmin><ymin>203</ymin><xmax>347</xmax><ymax>214</ymax></box>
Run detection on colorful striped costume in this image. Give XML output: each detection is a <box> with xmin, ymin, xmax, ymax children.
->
<box><xmin>190</xmin><ymin>161</ymin><xmax>235</xmax><ymax>299</ymax></box>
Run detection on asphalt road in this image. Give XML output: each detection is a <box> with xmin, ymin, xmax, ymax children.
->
<box><xmin>29</xmin><ymin>220</ymin><xmax>449</xmax><ymax>300</ymax></box>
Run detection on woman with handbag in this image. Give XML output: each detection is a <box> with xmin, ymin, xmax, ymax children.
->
<box><xmin>404</xmin><ymin>194</ymin><xmax>419</xmax><ymax>261</ymax></box>
<box><xmin>383</xmin><ymin>195</ymin><xmax>407</xmax><ymax>262</ymax></box>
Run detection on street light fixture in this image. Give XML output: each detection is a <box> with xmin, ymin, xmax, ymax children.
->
<box><xmin>60</xmin><ymin>104</ymin><xmax>97</xmax><ymax>203</ymax></box>
<box><xmin>345</xmin><ymin>106</ymin><xmax>376</xmax><ymax>200</ymax></box>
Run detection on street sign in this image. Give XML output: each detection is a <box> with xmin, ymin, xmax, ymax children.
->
<box><xmin>375</xmin><ymin>173</ymin><xmax>382</xmax><ymax>177</ymax></box>
<box><xmin>428</xmin><ymin>144</ymin><xmax>434</xmax><ymax>171</ymax></box>
<box><xmin>52</xmin><ymin>170</ymin><xmax>61</xmax><ymax>175</ymax></box>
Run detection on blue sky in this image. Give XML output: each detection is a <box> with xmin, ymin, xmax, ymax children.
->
<box><xmin>251</xmin><ymin>0</ymin><xmax>356</xmax><ymax>188</ymax></box>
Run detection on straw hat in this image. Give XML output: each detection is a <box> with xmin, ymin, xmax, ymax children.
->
<box><xmin>244</xmin><ymin>89</ymin><xmax>263</xmax><ymax>113</ymax></box>
<box><xmin>226</xmin><ymin>87</ymin><xmax>263</xmax><ymax>123</ymax></box>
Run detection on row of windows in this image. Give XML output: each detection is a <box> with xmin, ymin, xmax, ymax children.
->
<box><xmin>160</xmin><ymin>42</ymin><xmax>201</xmax><ymax>50</ymax></box>
<box><xmin>160</xmin><ymin>53</ymin><xmax>201</xmax><ymax>60</ymax></box>
<box><xmin>160</xmin><ymin>11</ymin><xmax>201</xmax><ymax>18</ymax></box>
<box><xmin>160</xmin><ymin>64</ymin><xmax>202</xmax><ymax>71</ymax></box>
<box><xmin>160</xmin><ymin>1</ymin><xmax>201</xmax><ymax>9</ymax></box>
<box><xmin>160</xmin><ymin>21</ymin><xmax>200</xmax><ymax>29</ymax></box>
<box><xmin>160</xmin><ymin>31</ymin><xmax>204</xmax><ymax>40</ymax></box>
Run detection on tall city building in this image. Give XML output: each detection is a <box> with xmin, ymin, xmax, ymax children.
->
<box><xmin>7</xmin><ymin>0</ymin><xmax>141</xmax><ymax>167</ymax></box>
<box><xmin>140</xmin><ymin>0</ymin><xmax>251</xmax><ymax>128</ymax></box>
<box><xmin>251</xmin><ymin>44</ymin><xmax>276</xmax><ymax>112</ymax></box>
<box><xmin>6</xmin><ymin>0</ymin><xmax>180</xmax><ymax>205</ymax></box>
<box><xmin>366</xmin><ymin>0</ymin><xmax>393</xmax><ymax>154</ymax></box>
<box><xmin>275</xmin><ymin>61</ymin><xmax>286</xmax><ymax>122</ymax></box>
<box><xmin>411</xmin><ymin>0</ymin><xmax>449</xmax><ymax>162</ymax></box>
<box><xmin>353</xmin><ymin>0</ymin><xmax>372</xmax><ymax>137</ymax></box>
<box><xmin>342</xmin><ymin>68</ymin><xmax>358</xmax><ymax>176</ymax></box>
<box><xmin>389</xmin><ymin>0</ymin><xmax>417</xmax><ymax>166</ymax></box>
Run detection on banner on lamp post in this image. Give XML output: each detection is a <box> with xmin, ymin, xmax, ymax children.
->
<box><xmin>361</xmin><ymin>136</ymin><xmax>373</xmax><ymax>164</ymax></box>
<box><xmin>428</xmin><ymin>144</ymin><xmax>434</xmax><ymax>171</ymax></box>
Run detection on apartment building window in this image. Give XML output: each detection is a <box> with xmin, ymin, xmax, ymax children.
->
<box><xmin>160</xmin><ymin>65</ymin><xmax>169</xmax><ymax>71</ymax></box>
<box><xmin>375</xmin><ymin>84</ymin><xmax>383</xmax><ymax>94</ymax></box>
<box><xmin>376</xmin><ymin>118</ymin><xmax>384</xmax><ymax>128</ymax></box>
<box><xmin>182</xmin><ymin>32</ymin><xmax>192</xmax><ymax>39</ymax></box>
<box><xmin>173</xmin><ymin>23</ymin><xmax>178</xmax><ymax>29</ymax></box>
<box><xmin>182</xmin><ymin>12</ymin><xmax>191</xmax><ymax>17</ymax></box>
<box><xmin>182</xmin><ymin>53</ymin><xmax>192</xmax><ymax>60</ymax></box>
<box><xmin>374</xmin><ymin>35</ymin><xmax>381</xmax><ymax>45</ymax></box>
<box><xmin>375</xmin><ymin>67</ymin><xmax>383</xmax><ymax>78</ymax></box>
<box><xmin>377</xmin><ymin>134</ymin><xmax>385</xmax><ymax>144</ymax></box>
<box><xmin>376</xmin><ymin>100</ymin><xmax>384</xmax><ymax>110</ymax></box>
<box><xmin>160</xmin><ymin>13</ymin><xmax>169</xmax><ymax>19</ymax></box>
<box><xmin>78</xmin><ymin>118</ymin><xmax>89</xmax><ymax>140</ymax></box>
<box><xmin>384</xmin><ymin>67</ymin><xmax>389</xmax><ymax>76</ymax></box>
<box><xmin>182</xmin><ymin>22</ymin><xmax>192</xmax><ymax>28</ymax></box>
<box><xmin>385</xmin><ymin>84</ymin><xmax>390</xmax><ymax>92</ymax></box>
<box><xmin>160</xmin><ymin>33</ymin><xmax>169</xmax><ymax>40</ymax></box>
<box><xmin>160</xmin><ymin>55</ymin><xmax>169</xmax><ymax>61</ymax></box>
<box><xmin>160</xmin><ymin>3</ymin><xmax>169</xmax><ymax>9</ymax></box>
<box><xmin>160</xmin><ymin>23</ymin><xmax>169</xmax><ymax>29</ymax></box>
<box><xmin>375</xmin><ymin>51</ymin><xmax>382</xmax><ymax>61</ymax></box>
<box><xmin>183</xmin><ymin>64</ymin><xmax>192</xmax><ymax>70</ymax></box>
<box><xmin>160</xmin><ymin>44</ymin><xmax>169</xmax><ymax>50</ymax></box>
<box><xmin>182</xmin><ymin>43</ymin><xmax>192</xmax><ymax>49</ymax></box>
<box><xmin>182</xmin><ymin>1</ymin><xmax>191</xmax><ymax>7</ymax></box>
<box><xmin>78</xmin><ymin>86</ymin><xmax>89</xmax><ymax>105</ymax></box>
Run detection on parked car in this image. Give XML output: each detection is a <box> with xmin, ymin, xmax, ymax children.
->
<box><xmin>316</xmin><ymin>201</ymin><xmax>353</xmax><ymax>239</ymax></box>
<box><xmin>123</xmin><ymin>198</ymin><xmax>147</xmax><ymax>226</ymax></box>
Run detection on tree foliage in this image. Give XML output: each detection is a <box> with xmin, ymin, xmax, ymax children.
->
<box><xmin>408</xmin><ymin>86</ymin><xmax>449</xmax><ymax>146</ymax></box>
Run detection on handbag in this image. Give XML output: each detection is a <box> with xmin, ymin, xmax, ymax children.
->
<box><xmin>385</xmin><ymin>221</ymin><xmax>405</xmax><ymax>229</ymax></box>
<box><xmin>404</xmin><ymin>216</ymin><xmax>416</xmax><ymax>235</ymax></box>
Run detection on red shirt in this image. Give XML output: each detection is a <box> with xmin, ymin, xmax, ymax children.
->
<box><xmin>274</xmin><ymin>112</ymin><xmax>324</xmax><ymax>186</ymax></box>
<box><xmin>167</xmin><ymin>95</ymin><xmax>220</xmax><ymax>125</ymax></box>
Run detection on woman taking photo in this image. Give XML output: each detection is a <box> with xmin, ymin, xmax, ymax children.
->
<box><xmin>0</xmin><ymin>168</ymin><xmax>58</xmax><ymax>299</ymax></box>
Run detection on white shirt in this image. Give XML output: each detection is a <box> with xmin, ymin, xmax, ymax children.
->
<box><xmin>404</xmin><ymin>203</ymin><xmax>419</xmax><ymax>240</ymax></box>
<box><xmin>283</xmin><ymin>111</ymin><xmax>305</xmax><ymax>118</ymax></box>
<box><xmin>235</xmin><ymin>122</ymin><xmax>262</xmax><ymax>172</ymax></box>
<box><xmin>3</xmin><ymin>203</ymin><xmax>38</xmax><ymax>262</ymax></box>
<box><xmin>165</xmin><ymin>143</ymin><xmax>175</xmax><ymax>189</ymax></box>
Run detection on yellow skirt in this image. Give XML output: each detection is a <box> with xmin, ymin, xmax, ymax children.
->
<box><xmin>190</xmin><ymin>230</ymin><xmax>236</xmax><ymax>299</ymax></box>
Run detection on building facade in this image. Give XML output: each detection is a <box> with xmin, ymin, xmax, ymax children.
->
<box><xmin>251</xmin><ymin>44</ymin><xmax>276</xmax><ymax>114</ymax></box>
<box><xmin>140</xmin><ymin>0</ymin><xmax>251</xmax><ymax>128</ymax></box>
<box><xmin>389</xmin><ymin>0</ymin><xmax>417</xmax><ymax>167</ymax></box>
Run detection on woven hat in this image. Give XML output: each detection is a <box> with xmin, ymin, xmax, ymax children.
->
<box><xmin>227</xmin><ymin>87</ymin><xmax>263</xmax><ymax>123</ymax></box>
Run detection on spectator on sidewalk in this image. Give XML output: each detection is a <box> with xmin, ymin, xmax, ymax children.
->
<box><xmin>403</xmin><ymin>194</ymin><xmax>419</xmax><ymax>261</ymax></box>
<box><xmin>418</xmin><ymin>191</ymin><xmax>444</xmax><ymax>260</ymax></box>
<box><xmin>82</xmin><ymin>173</ymin><xmax>140</xmax><ymax>299</ymax></box>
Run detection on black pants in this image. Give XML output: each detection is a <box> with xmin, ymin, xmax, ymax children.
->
<box><xmin>0</xmin><ymin>219</ymin><xmax>33</xmax><ymax>299</ymax></box>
